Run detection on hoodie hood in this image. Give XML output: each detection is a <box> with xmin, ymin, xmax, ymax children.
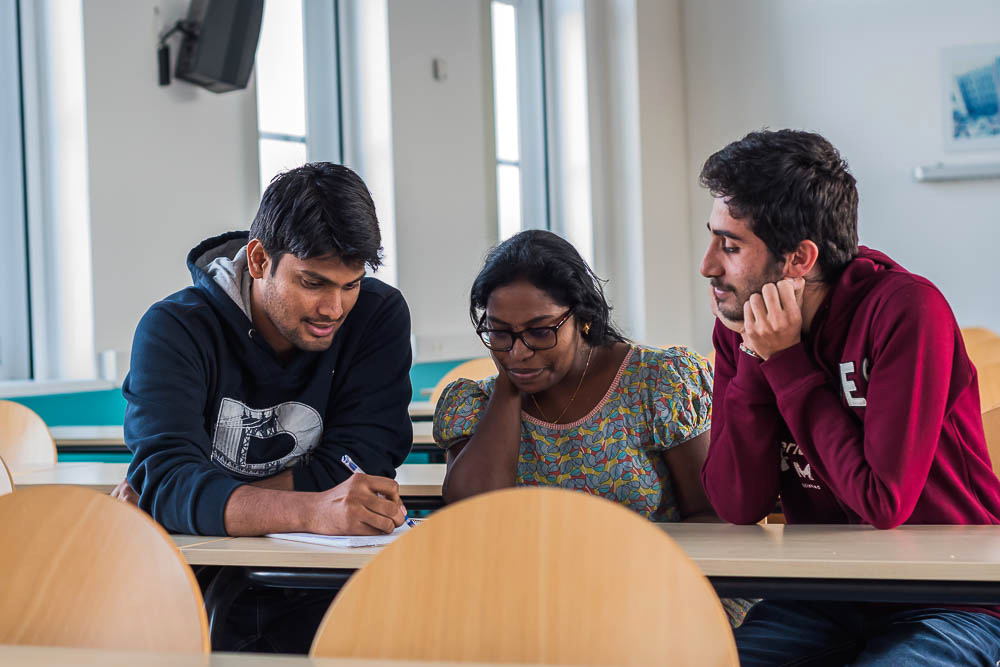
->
<box><xmin>809</xmin><ymin>245</ymin><xmax>909</xmax><ymax>371</ymax></box>
<box><xmin>186</xmin><ymin>231</ymin><xmax>255</xmax><ymax>329</ymax></box>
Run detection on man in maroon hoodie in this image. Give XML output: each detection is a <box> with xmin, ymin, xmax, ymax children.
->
<box><xmin>699</xmin><ymin>129</ymin><xmax>1000</xmax><ymax>665</ymax></box>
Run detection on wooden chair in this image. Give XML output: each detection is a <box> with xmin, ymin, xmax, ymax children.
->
<box><xmin>984</xmin><ymin>405</ymin><xmax>1000</xmax><ymax>480</ymax></box>
<box><xmin>311</xmin><ymin>486</ymin><xmax>738</xmax><ymax>665</ymax></box>
<box><xmin>977</xmin><ymin>361</ymin><xmax>1000</xmax><ymax>413</ymax></box>
<box><xmin>962</xmin><ymin>326</ymin><xmax>1000</xmax><ymax>348</ymax></box>
<box><xmin>0</xmin><ymin>454</ymin><xmax>12</xmax><ymax>495</ymax></box>
<box><xmin>964</xmin><ymin>331</ymin><xmax>1000</xmax><ymax>371</ymax></box>
<box><xmin>0</xmin><ymin>485</ymin><xmax>209</xmax><ymax>652</ymax></box>
<box><xmin>0</xmin><ymin>400</ymin><xmax>57</xmax><ymax>472</ymax></box>
<box><xmin>428</xmin><ymin>357</ymin><xmax>498</xmax><ymax>406</ymax></box>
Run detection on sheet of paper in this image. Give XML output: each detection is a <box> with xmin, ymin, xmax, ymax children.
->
<box><xmin>266</xmin><ymin>524</ymin><xmax>410</xmax><ymax>548</ymax></box>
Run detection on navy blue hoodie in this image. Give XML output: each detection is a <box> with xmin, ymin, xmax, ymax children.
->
<box><xmin>123</xmin><ymin>231</ymin><xmax>413</xmax><ymax>535</ymax></box>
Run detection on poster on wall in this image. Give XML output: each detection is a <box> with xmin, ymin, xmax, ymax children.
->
<box><xmin>944</xmin><ymin>43</ymin><xmax>1000</xmax><ymax>151</ymax></box>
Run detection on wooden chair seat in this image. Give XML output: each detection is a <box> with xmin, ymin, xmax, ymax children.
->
<box><xmin>428</xmin><ymin>357</ymin><xmax>499</xmax><ymax>406</ymax></box>
<box><xmin>0</xmin><ymin>486</ymin><xmax>209</xmax><ymax>652</ymax></box>
<box><xmin>983</xmin><ymin>405</ymin><xmax>1000</xmax><ymax>480</ymax></box>
<box><xmin>0</xmin><ymin>400</ymin><xmax>57</xmax><ymax>472</ymax></box>
<box><xmin>977</xmin><ymin>361</ymin><xmax>1000</xmax><ymax>413</ymax></box>
<box><xmin>311</xmin><ymin>486</ymin><xmax>738</xmax><ymax>665</ymax></box>
<box><xmin>0</xmin><ymin>455</ymin><xmax>12</xmax><ymax>495</ymax></box>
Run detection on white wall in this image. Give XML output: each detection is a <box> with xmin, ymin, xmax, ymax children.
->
<box><xmin>387</xmin><ymin>0</ymin><xmax>497</xmax><ymax>360</ymax></box>
<box><xmin>683</xmin><ymin>0</ymin><xmax>1000</xmax><ymax>350</ymax></box>
<box><xmin>571</xmin><ymin>0</ymin><xmax>695</xmax><ymax>350</ymax></box>
<box><xmin>73</xmin><ymin>0</ymin><xmax>1000</xmax><ymax>379</ymax></box>
<box><xmin>82</xmin><ymin>0</ymin><xmax>260</xmax><ymax>380</ymax></box>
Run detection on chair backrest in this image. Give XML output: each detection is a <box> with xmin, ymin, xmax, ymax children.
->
<box><xmin>311</xmin><ymin>487</ymin><xmax>738</xmax><ymax>665</ymax></box>
<box><xmin>984</xmin><ymin>405</ymin><xmax>1000</xmax><ymax>480</ymax></box>
<box><xmin>965</xmin><ymin>334</ymin><xmax>1000</xmax><ymax>371</ymax></box>
<box><xmin>428</xmin><ymin>357</ymin><xmax>499</xmax><ymax>406</ymax></box>
<box><xmin>0</xmin><ymin>486</ymin><xmax>209</xmax><ymax>652</ymax></box>
<box><xmin>978</xmin><ymin>361</ymin><xmax>1000</xmax><ymax>413</ymax></box>
<box><xmin>0</xmin><ymin>400</ymin><xmax>57</xmax><ymax>472</ymax></box>
<box><xmin>962</xmin><ymin>327</ymin><xmax>1000</xmax><ymax>347</ymax></box>
<box><xmin>0</xmin><ymin>454</ymin><xmax>12</xmax><ymax>495</ymax></box>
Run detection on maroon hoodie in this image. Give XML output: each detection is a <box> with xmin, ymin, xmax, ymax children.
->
<box><xmin>703</xmin><ymin>246</ymin><xmax>1000</xmax><ymax>530</ymax></box>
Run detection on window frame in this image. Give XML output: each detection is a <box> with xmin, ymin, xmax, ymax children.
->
<box><xmin>0</xmin><ymin>0</ymin><xmax>31</xmax><ymax>381</ymax></box>
<box><xmin>490</xmin><ymin>0</ymin><xmax>550</xmax><ymax>239</ymax></box>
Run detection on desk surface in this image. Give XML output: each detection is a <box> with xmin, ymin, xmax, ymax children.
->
<box><xmin>0</xmin><ymin>645</ymin><xmax>522</xmax><ymax>666</ymax></box>
<box><xmin>174</xmin><ymin>523</ymin><xmax>1000</xmax><ymax>583</ymax></box>
<box><xmin>14</xmin><ymin>462</ymin><xmax>446</xmax><ymax>498</ymax></box>
<box><xmin>50</xmin><ymin>420</ymin><xmax>436</xmax><ymax>447</ymax></box>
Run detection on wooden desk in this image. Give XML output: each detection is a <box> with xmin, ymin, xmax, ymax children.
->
<box><xmin>176</xmin><ymin>523</ymin><xmax>1000</xmax><ymax>604</ymax></box>
<box><xmin>0</xmin><ymin>644</ymin><xmax>523</xmax><ymax>666</ymax></box>
<box><xmin>15</xmin><ymin>462</ymin><xmax>446</xmax><ymax>499</ymax></box>
<box><xmin>50</xmin><ymin>420</ymin><xmax>436</xmax><ymax>449</ymax></box>
<box><xmin>50</xmin><ymin>425</ymin><xmax>124</xmax><ymax>448</ymax></box>
<box><xmin>12</xmin><ymin>462</ymin><xmax>125</xmax><ymax>494</ymax></box>
<box><xmin>408</xmin><ymin>400</ymin><xmax>435</xmax><ymax>420</ymax></box>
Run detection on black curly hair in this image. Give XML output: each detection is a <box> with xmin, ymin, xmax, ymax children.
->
<box><xmin>470</xmin><ymin>230</ymin><xmax>627</xmax><ymax>347</ymax></box>
<box><xmin>700</xmin><ymin>129</ymin><xmax>859</xmax><ymax>282</ymax></box>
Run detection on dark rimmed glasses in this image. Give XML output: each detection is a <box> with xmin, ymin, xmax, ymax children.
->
<box><xmin>476</xmin><ymin>310</ymin><xmax>573</xmax><ymax>352</ymax></box>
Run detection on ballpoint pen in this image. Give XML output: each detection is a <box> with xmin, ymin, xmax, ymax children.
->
<box><xmin>340</xmin><ymin>453</ymin><xmax>417</xmax><ymax>528</ymax></box>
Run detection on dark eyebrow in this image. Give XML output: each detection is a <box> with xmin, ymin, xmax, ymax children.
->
<box><xmin>486</xmin><ymin>313</ymin><xmax>565</xmax><ymax>328</ymax></box>
<box><xmin>300</xmin><ymin>270</ymin><xmax>366</xmax><ymax>287</ymax></box>
<box><xmin>706</xmin><ymin>221</ymin><xmax>745</xmax><ymax>242</ymax></box>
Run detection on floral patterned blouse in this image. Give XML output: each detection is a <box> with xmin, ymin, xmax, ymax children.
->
<box><xmin>433</xmin><ymin>344</ymin><xmax>713</xmax><ymax>522</ymax></box>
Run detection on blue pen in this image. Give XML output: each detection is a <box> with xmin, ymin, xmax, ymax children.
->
<box><xmin>340</xmin><ymin>453</ymin><xmax>417</xmax><ymax>528</ymax></box>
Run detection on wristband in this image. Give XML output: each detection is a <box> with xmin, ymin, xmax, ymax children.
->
<box><xmin>739</xmin><ymin>343</ymin><xmax>762</xmax><ymax>359</ymax></box>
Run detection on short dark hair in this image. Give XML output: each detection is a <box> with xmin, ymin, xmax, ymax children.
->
<box><xmin>470</xmin><ymin>230</ymin><xmax>627</xmax><ymax>347</ymax></box>
<box><xmin>699</xmin><ymin>129</ymin><xmax>859</xmax><ymax>282</ymax></box>
<box><xmin>250</xmin><ymin>162</ymin><xmax>382</xmax><ymax>272</ymax></box>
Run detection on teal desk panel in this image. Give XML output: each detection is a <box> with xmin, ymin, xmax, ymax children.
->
<box><xmin>5</xmin><ymin>360</ymin><xmax>469</xmax><ymax>429</ymax></box>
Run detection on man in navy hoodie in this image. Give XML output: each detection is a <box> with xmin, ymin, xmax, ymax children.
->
<box><xmin>699</xmin><ymin>130</ymin><xmax>1000</xmax><ymax>665</ymax></box>
<box><xmin>115</xmin><ymin>162</ymin><xmax>412</xmax><ymax>650</ymax></box>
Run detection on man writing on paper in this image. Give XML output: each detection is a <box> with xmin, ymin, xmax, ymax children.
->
<box><xmin>113</xmin><ymin>162</ymin><xmax>412</xmax><ymax>538</ymax></box>
<box><xmin>112</xmin><ymin>163</ymin><xmax>412</xmax><ymax>652</ymax></box>
<box><xmin>699</xmin><ymin>129</ymin><xmax>1000</xmax><ymax>664</ymax></box>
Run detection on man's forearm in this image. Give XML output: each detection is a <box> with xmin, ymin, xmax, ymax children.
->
<box><xmin>250</xmin><ymin>469</ymin><xmax>295</xmax><ymax>491</ymax></box>
<box><xmin>223</xmin><ymin>485</ymin><xmax>313</xmax><ymax>536</ymax></box>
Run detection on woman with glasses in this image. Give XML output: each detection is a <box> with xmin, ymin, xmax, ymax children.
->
<box><xmin>433</xmin><ymin>229</ymin><xmax>719</xmax><ymax>522</ymax></box>
<box><xmin>432</xmin><ymin>231</ymin><xmax>754</xmax><ymax>626</ymax></box>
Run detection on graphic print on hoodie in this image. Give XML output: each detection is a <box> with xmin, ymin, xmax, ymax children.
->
<box><xmin>123</xmin><ymin>231</ymin><xmax>413</xmax><ymax>535</ymax></box>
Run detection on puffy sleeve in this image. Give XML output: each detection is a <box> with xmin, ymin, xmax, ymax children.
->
<box><xmin>645</xmin><ymin>346</ymin><xmax>713</xmax><ymax>451</ymax></box>
<box><xmin>432</xmin><ymin>378</ymin><xmax>492</xmax><ymax>449</ymax></box>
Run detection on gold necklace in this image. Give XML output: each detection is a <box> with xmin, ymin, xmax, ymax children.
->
<box><xmin>531</xmin><ymin>346</ymin><xmax>594</xmax><ymax>424</ymax></box>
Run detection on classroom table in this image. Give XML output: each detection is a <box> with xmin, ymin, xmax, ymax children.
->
<box><xmin>408</xmin><ymin>400</ymin><xmax>434</xmax><ymax>420</ymax></box>
<box><xmin>174</xmin><ymin>523</ymin><xmax>1000</xmax><ymax>605</ymax></box>
<box><xmin>49</xmin><ymin>420</ymin><xmax>437</xmax><ymax>451</ymax></box>
<box><xmin>0</xmin><ymin>644</ymin><xmax>523</xmax><ymax>666</ymax></box>
<box><xmin>13</xmin><ymin>462</ymin><xmax>446</xmax><ymax>506</ymax></box>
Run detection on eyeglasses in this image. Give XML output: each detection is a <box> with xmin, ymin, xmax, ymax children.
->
<box><xmin>476</xmin><ymin>310</ymin><xmax>573</xmax><ymax>352</ymax></box>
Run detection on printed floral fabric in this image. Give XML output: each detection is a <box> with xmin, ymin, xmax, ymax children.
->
<box><xmin>433</xmin><ymin>345</ymin><xmax>712</xmax><ymax>522</ymax></box>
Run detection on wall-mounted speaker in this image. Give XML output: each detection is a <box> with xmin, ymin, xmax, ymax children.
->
<box><xmin>173</xmin><ymin>0</ymin><xmax>264</xmax><ymax>93</ymax></box>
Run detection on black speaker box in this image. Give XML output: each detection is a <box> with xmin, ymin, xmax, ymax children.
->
<box><xmin>174</xmin><ymin>0</ymin><xmax>264</xmax><ymax>93</ymax></box>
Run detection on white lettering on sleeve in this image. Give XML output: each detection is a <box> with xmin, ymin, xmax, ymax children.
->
<box><xmin>839</xmin><ymin>361</ymin><xmax>867</xmax><ymax>407</ymax></box>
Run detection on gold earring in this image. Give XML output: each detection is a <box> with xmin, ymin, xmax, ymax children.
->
<box><xmin>583</xmin><ymin>323</ymin><xmax>591</xmax><ymax>335</ymax></box>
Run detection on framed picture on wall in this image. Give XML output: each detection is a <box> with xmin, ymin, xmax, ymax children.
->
<box><xmin>943</xmin><ymin>43</ymin><xmax>1000</xmax><ymax>151</ymax></box>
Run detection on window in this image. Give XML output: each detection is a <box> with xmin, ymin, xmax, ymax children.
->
<box><xmin>254</xmin><ymin>0</ymin><xmax>398</xmax><ymax>286</ymax></box>
<box><xmin>543</xmin><ymin>0</ymin><xmax>593</xmax><ymax>266</ymax></box>
<box><xmin>255</xmin><ymin>1</ymin><xmax>309</xmax><ymax>192</ymax></box>
<box><xmin>4</xmin><ymin>0</ymin><xmax>97</xmax><ymax>385</ymax></box>
<box><xmin>490</xmin><ymin>0</ymin><xmax>548</xmax><ymax>241</ymax></box>
<box><xmin>0</xmin><ymin>0</ymin><xmax>30</xmax><ymax>381</ymax></box>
